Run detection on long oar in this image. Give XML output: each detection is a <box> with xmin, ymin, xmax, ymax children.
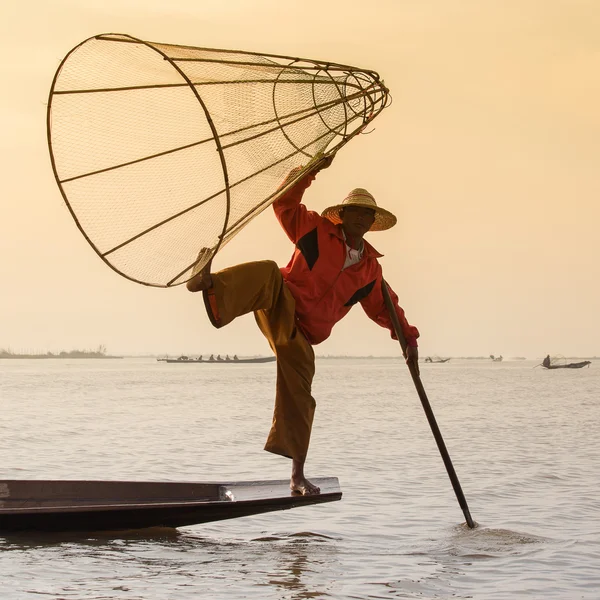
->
<box><xmin>382</xmin><ymin>279</ymin><xmax>476</xmax><ymax>529</ymax></box>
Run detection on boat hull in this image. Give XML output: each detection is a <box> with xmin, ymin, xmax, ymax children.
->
<box><xmin>544</xmin><ymin>361</ymin><xmax>591</xmax><ymax>369</ymax></box>
<box><xmin>0</xmin><ymin>478</ymin><xmax>341</xmax><ymax>533</ymax></box>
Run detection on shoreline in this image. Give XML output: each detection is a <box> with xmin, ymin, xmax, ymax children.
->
<box><xmin>0</xmin><ymin>354</ymin><xmax>123</xmax><ymax>360</ymax></box>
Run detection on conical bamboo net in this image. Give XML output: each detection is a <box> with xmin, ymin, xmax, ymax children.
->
<box><xmin>47</xmin><ymin>33</ymin><xmax>390</xmax><ymax>287</ymax></box>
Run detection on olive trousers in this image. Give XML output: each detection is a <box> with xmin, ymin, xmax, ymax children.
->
<box><xmin>202</xmin><ymin>260</ymin><xmax>316</xmax><ymax>462</ymax></box>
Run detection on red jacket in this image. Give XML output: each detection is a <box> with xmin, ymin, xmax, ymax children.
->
<box><xmin>273</xmin><ymin>183</ymin><xmax>419</xmax><ymax>347</ymax></box>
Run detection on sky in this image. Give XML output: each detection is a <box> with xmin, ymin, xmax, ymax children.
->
<box><xmin>1</xmin><ymin>0</ymin><xmax>599</xmax><ymax>358</ymax></box>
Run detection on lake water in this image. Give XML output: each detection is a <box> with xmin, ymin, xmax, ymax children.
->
<box><xmin>1</xmin><ymin>357</ymin><xmax>599</xmax><ymax>599</ymax></box>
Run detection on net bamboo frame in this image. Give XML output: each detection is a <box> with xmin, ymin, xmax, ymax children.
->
<box><xmin>47</xmin><ymin>33</ymin><xmax>390</xmax><ymax>287</ymax></box>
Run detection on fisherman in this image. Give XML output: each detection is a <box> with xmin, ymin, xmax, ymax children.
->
<box><xmin>187</xmin><ymin>158</ymin><xmax>419</xmax><ymax>495</ymax></box>
<box><xmin>542</xmin><ymin>354</ymin><xmax>551</xmax><ymax>368</ymax></box>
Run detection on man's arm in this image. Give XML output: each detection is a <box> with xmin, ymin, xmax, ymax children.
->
<box><xmin>272</xmin><ymin>158</ymin><xmax>333</xmax><ymax>243</ymax></box>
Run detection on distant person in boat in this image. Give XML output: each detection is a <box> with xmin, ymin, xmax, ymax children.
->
<box><xmin>209</xmin><ymin>354</ymin><xmax>214</xmax><ymax>361</ymax></box>
<box><xmin>233</xmin><ymin>354</ymin><xmax>239</xmax><ymax>361</ymax></box>
<box><xmin>217</xmin><ymin>354</ymin><xmax>223</xmax><ymax>361</ymax></box>
<box><xmin>186</xmin><ymin>157</ymin><xmax>419</xmax><ymax>495</ymax></box>
<box><xmin>542</xmin><ymin>355</ymin><xmax>551</xmax><ymax>368</ymax></box>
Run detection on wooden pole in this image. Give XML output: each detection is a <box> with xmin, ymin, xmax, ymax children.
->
<box><xmin>382</xmin><ymin>279</ymin><xmax>476</xmax><ymax>528</ymax></box>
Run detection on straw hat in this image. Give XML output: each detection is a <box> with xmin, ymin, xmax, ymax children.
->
<box><xmin>321</xmin><ymin>188</ymin><xmax>397</xmax><ymax>232</ymax></box>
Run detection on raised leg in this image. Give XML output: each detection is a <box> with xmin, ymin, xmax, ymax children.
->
<box><xmin>186</xmin><ymin>248</ymin><xmax>214</xmax><ymax>292</ymax></box>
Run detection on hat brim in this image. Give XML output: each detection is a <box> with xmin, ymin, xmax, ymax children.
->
<box><xmin>321</xmin><ymin>202</ymin><xmax>397</xmax><ymax>232</ymax></box>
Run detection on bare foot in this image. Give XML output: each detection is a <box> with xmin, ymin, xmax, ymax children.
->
<box><xmin>290</xmin><ymin>476</ymin><xmax>321</xmax><ymax>496</ymax></box>
<box><xmin>290</xmin><ymin>459</ymin><xmax>320</xmax><ymax>495</ymax></box>
<box><xmin>186</xmin><ymin>248</ymin><xmax>213</xmax><ymax>292</ymax></box>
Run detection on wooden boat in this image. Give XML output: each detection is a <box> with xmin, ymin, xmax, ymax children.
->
<box><xmin>490</xmin><ymin>355</ymin><xmax>503</xmax><ymax>362</ymax></box>
<box><xmin>0</xmin><ymin>477</ymin><xmax>341</xmax><ymax>533</ymax></box>
<box><xmin>543</xmin><ymin>360</ymin><xmax>591</xmax><ymax>370</ymax></box>
<box><xmin>164</xmin><ymin>356</ymin><xmax>275</xmax><ymax>364</ymax></box>
<box><xmin>424</xmin><ymin>356</ymin><xmax>451</xmax><ymax>363</ymax></box>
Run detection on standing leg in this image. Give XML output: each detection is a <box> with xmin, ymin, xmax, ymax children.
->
<box><xmin>188</xmin><ymin>258</ymin><xmax>320</xmax><ymax>494</ymax></box>
<box><xmin>257</xmin><ymin>315</ymin><xmax>319</xmax><ymax>494</ymax></box>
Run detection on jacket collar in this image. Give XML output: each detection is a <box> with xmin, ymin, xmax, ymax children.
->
<box><xmin>331</xmin><ymin>223</ymin><xmax>384</xmax><ymax>258</ymax></box>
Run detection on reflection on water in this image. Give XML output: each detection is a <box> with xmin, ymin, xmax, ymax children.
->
<box><xmin>255</xmin><ymin>533</ymin><xmax>339</xmax><ymax>600</ymax></box>
<box><xmin>0</xmin><ymin>527</ymin><xmax>181</xmax><ymax>551</ymax></box>
<box><xmin>1</xmin><ymin>358</ymin><xmax>599</xmax><ymax>599</ymax></box>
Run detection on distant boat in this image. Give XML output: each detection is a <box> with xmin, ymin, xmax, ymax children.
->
<box><xmin>164</xmin><ymin>355</ymin><xmax>275</xmax><ymax>364</ymax></box>
<box><xmin>0</xmin><ymin>478</ymin><xmax>341</xmax><ymax>533</ymax></box>
<box><xmin>490</xmin><ymin>355</ymin><xmax>503</xmax><ymax>362</ymax></box>
<box><xmin>541</xmin><ymin>355</ymin><xmax>591</xmax><ymax>370</ymax></box>
<box><xmin>543</xmin><ymin>361</ymin><xmax>591</xmax><ymax>370</ymax></box>
<box><xmin>424</xmin><ymin>356</ymin><xmax>451</xmax><ymax>363</ymax></box>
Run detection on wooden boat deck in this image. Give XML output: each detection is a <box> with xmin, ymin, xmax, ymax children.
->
<box><xmin>0</xmin><ymin>478</ymin><xmax>341</xmax><ymax>533</ymax></box>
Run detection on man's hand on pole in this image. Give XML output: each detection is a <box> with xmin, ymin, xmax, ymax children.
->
<box><xmin>404</xmin><ymin>345</ymin><xmax>420</xmax><ymax>376</ymax></box>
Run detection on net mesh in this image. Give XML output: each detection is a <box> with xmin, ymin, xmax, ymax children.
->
<box><xmin>47</xmin><ymin>33</ymin><xmax>390</xmax><ymax>287</ymax></box>
<box><xmin>549</xmin><ymin>354</ymin><xmax>566</xmax><ymax>367</ymax></box>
